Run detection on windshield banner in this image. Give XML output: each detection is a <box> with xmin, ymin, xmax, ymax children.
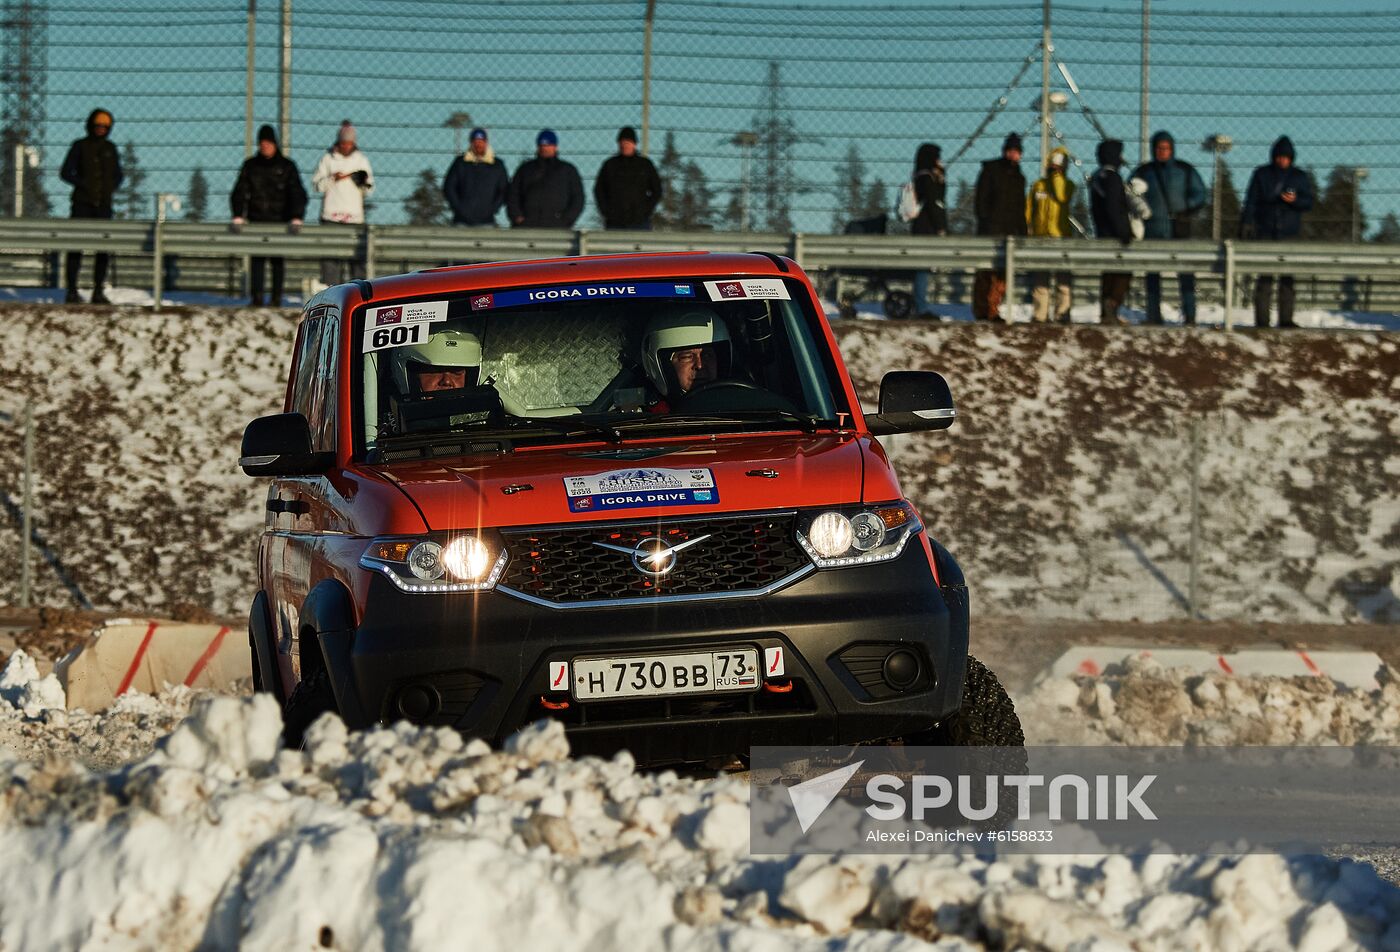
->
<box><xmin>471</xmin><ymin>282</ymin><xmax>698</xmax><ymax>311</ymax></box>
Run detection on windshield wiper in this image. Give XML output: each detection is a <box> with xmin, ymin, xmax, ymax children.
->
<box><xmin>612</xmin><ymin>410</ymin><xmax>825</xmax><ymax>434</ymax></box>
<box><xmin>505</xmin><ymin>415</ymin><xmax>624</xmax><ymax>444</ymax></box>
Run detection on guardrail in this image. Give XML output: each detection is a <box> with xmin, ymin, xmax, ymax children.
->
<box><xmin>2</xmin><ymin>218</ymin><xmax>1398</xmax><ymax>324</ymax></box>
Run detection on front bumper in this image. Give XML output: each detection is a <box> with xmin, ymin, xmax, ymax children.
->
<box><xmin>338</xmin><ymin>537</ymin><xmax>968</xmax><ymax>764</ymax></box>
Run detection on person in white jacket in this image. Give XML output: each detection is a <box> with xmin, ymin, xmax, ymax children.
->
<box><xmin>312</xmin><ymin>120</ymin><xmax>374</xmax><ymax>284</ymax></box>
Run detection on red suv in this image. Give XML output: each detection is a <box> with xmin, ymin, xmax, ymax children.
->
<box><xmin>241</xmin><ymin>252</ymin><xmax>1022</xmax><ymax>761</ymax></box>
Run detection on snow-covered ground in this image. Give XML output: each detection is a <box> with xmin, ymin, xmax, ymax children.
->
<box><xmin>1</xmin><ymin>650</ymin><xmax>1398</xmax><ymax>951</ymax></box>
<box><xmin>0</xmin><ymin>301</ymin><xmax>1395</xmax><ymax>623</ymax></box>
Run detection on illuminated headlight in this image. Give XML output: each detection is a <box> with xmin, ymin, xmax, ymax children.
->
<box><xmin>796</xmin><ymin>503</ymin><xmax>921</xmax><ymax>568</ymax></box>
<box><xmin>361</xmin><ymin>532</ymin><xmax>508</xmax><ymax>593</ymax></box>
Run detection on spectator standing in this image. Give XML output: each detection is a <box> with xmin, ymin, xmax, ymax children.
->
<box><xmin>1240</xmin><ymin>136</ymin><xmax>1313</xmax><ymax>329</ymax></box>
<box><xmin>59</xmin><ymin>108</ymin><xmax>123</xmax><ymax>304</ymax></box>
<box><xmin>507</xmin><ymin>129</ymin><xmax>584</xmax><ymax>229</ymax></box>
<box><xmin>230</xmin><ymin>124</ymin><xmax>308</xmax><ymax>307</ymax></box>
<box><xmin>311</xmin><ymin>120</ymin><xmax>374</xmax><ymax>285</ymax></box>
<box><xmin>594</xmin><ymin>126</ymin><xmax>662</xmax><ymax>229</ymax></box>
<box><xmin>442</xmin><ymin>127</ymin><xmax>508</xmax><ymax>226</ymax></box>
<box><xmin>1025</xmin><ymin>146</ymin><xmax>1075</xmax><ymax>323</ymax></box>
<box><xmin>972</xmin><ymin>133</ymin><xmax>1027</xmax><ymax>321</ymax></box>
<box><xmin>1131</xmin><ymin>130</ymin><xmax>1207</xmax><ymax>324</ymax></box>
<box><xmin>909</xmin><ymin>142</ymin><xmax>947</xmax><ymax>319</ymax></box>
<box><xmin>1089</xmin><ymin>139</ymin><xmax>1135</xmax><ymax>325</ymax></box>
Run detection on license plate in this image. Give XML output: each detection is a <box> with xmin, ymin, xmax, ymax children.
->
<box><xmin>571</xmin><ymin>648</ymin><xmax>760</xmax><ymax>701</ymax></box>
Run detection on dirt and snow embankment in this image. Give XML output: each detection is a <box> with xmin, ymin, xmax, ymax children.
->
<box><xmin>2</xmin><ymin>308</ymin><xmax>1396</xmax><ymax>624</ymax></box>
<box><xmin>0</xmin><ymin>654</ymin><xmax>1397</xmax><ymax>950</ymax></box>
<box><xmin>1018</xmin><ymin>654</ymin><xmax>1400</xmax><ymax>747</ymax></box>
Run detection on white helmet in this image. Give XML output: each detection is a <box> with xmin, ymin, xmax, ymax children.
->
<box><xmin>641</xmin><ymin>307</ymin><xmax>731</xmax><ymax>397</ymax></box>
<box><xmin>389</xmin><ymin>327</ymin><xmax>482</xmax><ymax>395</ymax></box>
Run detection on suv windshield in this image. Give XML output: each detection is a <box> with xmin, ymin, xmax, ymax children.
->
<box><xmin>356</xmin><ymin>276</ymin><xmax>846</xmax><ymax>458</ymax></box>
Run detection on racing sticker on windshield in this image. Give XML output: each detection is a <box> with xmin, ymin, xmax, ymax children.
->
<box><xmin>473</xmin><ymin>282</ymin><xmax>697</xmax><ymax>311</ymax></box>
<box><xmin>564</xmin><ymin>467</ymin><xmax>719</xmax><ymax>512</ymax></box>
<box><xmin>369</xmin><ymin>301</ymin><xmax>448</xmax><ymax>325</ymax></box>
<box><xmin>362</xmin><ymin>320</ymin><xmax>433</xmax><ymax>353</ymax></box>
<box><xmin>704</xmin><ymin>279</ymin><xmax>790</xmax><ymax>301</ymax></box>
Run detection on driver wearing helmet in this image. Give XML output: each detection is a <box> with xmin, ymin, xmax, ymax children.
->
<box><xmin>389</xmin><ymin>327</ymin><xmax>482</xmax><ymax>396</ymax></box>
<box><xmin>641</xmin><ymin>306</ymin><xmax>731</xmax><ymax>411</ymax></box>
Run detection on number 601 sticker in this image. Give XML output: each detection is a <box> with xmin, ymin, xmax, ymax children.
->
<box><xmin>362</xmin><ymin>321</ymin><xmax>427</xmax><ymax>353</ymax></box>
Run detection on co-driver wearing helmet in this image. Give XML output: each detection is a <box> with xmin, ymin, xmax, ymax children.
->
<box><xmin>640</xmin><ymin>306</ymin><xmax>731</xmax><ymax>411</ymax></box>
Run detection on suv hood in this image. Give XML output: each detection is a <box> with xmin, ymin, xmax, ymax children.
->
<box><xmin>377</xmin><ymin>433</ymin><xmax>867</xmax><ymax>529</ymax></box>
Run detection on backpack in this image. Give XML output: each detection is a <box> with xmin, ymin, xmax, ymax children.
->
<box><xmin>896</xmin><ymin>174</ymin><xmax>926</xmax><ymax>222</ymax></box>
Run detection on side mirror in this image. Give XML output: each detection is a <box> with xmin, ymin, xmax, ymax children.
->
<box><xmin>866</xmin><ymin>371</ymin><xmax>956</xmax><ymax>436</ymax></box>
<box><xmin>240</xmin><ymin>413</ymin><xmax>334</xmax><ymax>476</ymax></box>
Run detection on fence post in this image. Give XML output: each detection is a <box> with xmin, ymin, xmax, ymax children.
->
<box><xmin>1223</xmin><ymin>238</ymin><xmax>1235</xmax><ymax>332</ymax></box>
<box><xmin>152</xmin><ymin>217</ymin><xmax>164</xmax><ymax>312</ymax></box>
<box><xmin>1187</xmin><ymin>415</ymin><xmax>1202</xmax><ymax>619</ymax></box>
<box><xmin>1004</xmin><ymin>236</ymin><xmax>1016</xmax><ymax>319</ymax></box>
<box><xmin>20</xmin><ymin>400</ymin><xmax>34</xmax><ymax>609</ymax></box>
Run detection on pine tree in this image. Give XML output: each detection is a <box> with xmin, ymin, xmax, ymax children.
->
<box><xmin>861</xmin><ymin>178</ymin><xmax>889</xmax><ymax>220</ymax></box>
<box><xmin>831</xmin><ymin>142</ymin><xmax>867</xmax><ymax>232</ymax></box>
<box><xmin>1309</xmin><ymin>166</ymin><xmax>1366</xmax><ymax>242</ymax></box>
<box><xmin>676</xmin><ymin>160</ymin><xmax>715</xmax><ymax>230</ymax></box>
<box><xmin>1205</xmin><ymin>164</ymin><xmax>1242</xmax><ymax>240</ymax></box>
<box><xmin>185</xmin><ymin>168</ymin><xmax>209</xmax><ymax>222</ymax></box>
<box><xmin>722</xmin><ymin>189</ymin><xmax>746</xmax><ymax>231</ymax></box>
<box><xmin>403</xmin><ymin>168</ymin><xmax>448</xmax><ymax>225</ymax></box>
<box><xmin>1373</xmin><ymin>212</ymin><xmax>1400</xmax><ymax>244</ymax></box>
<box><xmin>117</xmin><ymin>141</ymin><xmax>146</xmax><ymax>219</ymax></box>
<box><xmin>948</xmin><ymin>179</ymin><xmax>976</xmax><ymax>235</ymax></box>
<box><xmin>652</xmin><ymin>132</ymin><xmax>684</xmax><ymax>229</ymax></box>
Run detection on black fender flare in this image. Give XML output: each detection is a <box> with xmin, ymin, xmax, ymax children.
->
<box><xmin>927</xmin><ymin>537</ymin><xmax>969</xmax><ymax>709</ymax></box>
<box><xmin>248</xmin><ymin>591</ymin><xmax>285</xmax><ymax>706</ymax></box>
<box><xmin>298</xmin><ymin>579</ymin><xmax>373</xmax><ymax>730</ymax></box>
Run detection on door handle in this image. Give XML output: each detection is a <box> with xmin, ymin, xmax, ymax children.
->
<box><xmin>267</xmin><ymin>498</ymin><xmax>310</xmax><ymax>516</ymax></box>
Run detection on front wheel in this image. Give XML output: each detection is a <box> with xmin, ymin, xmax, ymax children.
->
<box><xmin>930</xmin><ymin>656</ymin><xmax>1024</xmax><ymax>747</ymax></box>
<box><xmin>282</xmin><ymin>666</ymin><xmax>338</xmax><ymax>748</ymax></box>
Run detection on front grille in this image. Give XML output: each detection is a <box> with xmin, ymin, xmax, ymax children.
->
<box><xmin>499</xmin><ymin>514</ymin><xmax>810</xmax><ymax>604</ymax></box>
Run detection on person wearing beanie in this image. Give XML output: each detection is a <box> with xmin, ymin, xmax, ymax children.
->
<box><xmin>58</xmin><ymin>108</ymin><xmax>124</xmax><ymax>303</ymax></box>
<box><xmin>971</xmin><ymin>132</ymin><xmax>1027</xmax><ymax>321</ymax></box>
<box><xmin>507</xmin><ymin>129</ymin><xmax>584</xmax><ymax>228</ymax></box>
<box><xmin>1025</xmin><ymin>146</ymin><xmax>1076</xmax><ymax>323</ymax></box>
<box><xmin>594</xmin><ymin>125</ymin><xmax>662</xmax><ymax>229</ymax></box>
<box><xmin>311</xmin><ymin>119</ymin><xmax>375</xmax><ymax>284</ymax></box>
<box><xmin>1090</xmin><ymin>139</ymin><xmax>1136</xmax><ymax>325</ymax></box>
<box><xmin>442</xmin><ymin>126</ymin><xmax>509</xmax><ymax>226</ymax></box>
<box><xmin>230</xmin><ymin>124</ymin><xmax>308</xmax><ymax>306</ymax></box>
<box><xmin>907</xmin><ymin>143</ymin><xmax>947</xmax><ymax>319</ymax></box>
<box><xmin>1240</xmin><ymin>135</ymin><xmax>1313</xmax><ymax>328</ymax></box>
<box><xmin>1130</xmin><ymin>130</ymin><xmax>1207</xmax><ymax>324</ymax></box>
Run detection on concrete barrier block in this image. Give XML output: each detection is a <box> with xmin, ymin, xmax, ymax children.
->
<box><xmin>55</xmin><ymin>619</ymin><xmax>250</xmax><ymax>711</ymax></box>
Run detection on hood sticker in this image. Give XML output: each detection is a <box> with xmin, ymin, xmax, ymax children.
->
<box><xmin>704</xmin><ymin>279</ymin><xmax>790</xmax><ymax>301</ymax></box>
<box><xmin>564</xmin><ymin>467</ymin><xmax>719</xmax><ymax>513</ymax></box>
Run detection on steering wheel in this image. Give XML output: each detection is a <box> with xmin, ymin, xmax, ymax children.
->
<box><xmin>685</xmin><ymin>378</ymin><xmax>762</xmax><ymax>396</ymax></box>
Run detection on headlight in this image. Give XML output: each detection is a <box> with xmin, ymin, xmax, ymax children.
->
<box><xmin>361</xmin><ymin>532</ymin><xmax>508</xmax><ymax>593</ymax></box>
<box><xmin>796</xmin><ymin>502</ymin><xmax>921</xmax><ymax>568</ymax></box>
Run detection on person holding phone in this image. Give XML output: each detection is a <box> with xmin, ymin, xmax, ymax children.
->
<box><xmin>1241</xmin><ymin>136</ymin><xmax>1314</xmax><ymax>328</ymax></box>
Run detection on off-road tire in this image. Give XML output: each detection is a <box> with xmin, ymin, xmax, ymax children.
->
<box><xmin>931</xmin><ymin>656</ymin><xmax>1025</xmax><ymax>747</ymax></box>
<box><xmin>282</xmin><ymin>666</ymin><xmax>337</xmax><ymax>748</ymax></box>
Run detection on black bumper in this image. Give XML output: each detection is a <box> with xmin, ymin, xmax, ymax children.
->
<box><xmin>336</xmin><ymin>537</ymin><xmax>968</xmax><ymax>764</ymax></box>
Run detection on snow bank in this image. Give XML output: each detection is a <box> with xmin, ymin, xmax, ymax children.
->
<box><xmin>1018</xmin><ymin>654</ymin><xmax>1400</xmax><ymax>746</ymax></box>
<box><xmin>0</xmin><ymin>689</ymin><xmax>1398</xmax><ymax>950</ymax></box>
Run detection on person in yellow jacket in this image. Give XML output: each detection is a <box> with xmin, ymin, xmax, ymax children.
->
<box><xmin>1026</xmin><ymin>147</ymin><xmax>1075</xmax><ymax>323</ymax></box>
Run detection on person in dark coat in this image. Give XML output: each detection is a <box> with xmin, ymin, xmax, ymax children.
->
<box><xmin>507</xmin><ymin>129</ymin><xmax>584</xmax><ymax>229</ymax></box>
<box><xmin>909</xmin><ymin>143</ymin><xmax>947</xmax><ymax>319</ymax></box>
<box><xmin>594</xmin><ymin>126</ymin><xmax>662</xmax><ymax>229</ymax></box>
<box><xmin>442</xmin><ymin>127</ymin><xmax>508</xmax><ymax>226</ymax></box>
<box><xmin>1240</xmin><ymin>136</ymin><xmax>1314</xmax><ymax>328</ymax></box>
<box><xmin>1131</xmin><ymin>130</ymin><xmax>1207</xmax><ymax>324</ymax></box>
<box><xmin>971</xmin><ymin>133</ymin><xmax>1027</xmax><ymax>321</ymax></box>
<box><xmin>230</xmin><ymin>124</ymin><xmax>308</xmax><ymax>306</ymax></box>
<box><xmin>59</xmin><ymin>108</ymin><xmax>123</xmax><ymax>304</ymax></box>
<box><xmin>1090</xmin><ymin>139</ymin><xmax>1134</xmax><ymax>325</ymax></box>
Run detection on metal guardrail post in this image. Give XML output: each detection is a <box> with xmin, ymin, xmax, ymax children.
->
<box><xmin>151</xmin><ymin>218</ymin><xmax>164</xmax><ymax>312</ymax></box>
<box><xmin>576</xmin><ymin>230</ymin><xmax>590</xmax><ymax>257</ymax></box>
<box><xmin>1223</xmin><ymin>239</ymin><xmax>1236</xmax><ymax>332</ymax></box>
<box><xmin>1004</xmin><ymin>236</ymin><xmax>1017</xmax><ymax>319</ymax></box>
<box><xmin>364</xmin><ymin>225</ymin><xmax>376</xmax><ymax>280</ymax></box>
<box><xmin>791</xmin><ymin>231</ymin><xmax>805</xmax><ymax>268</ymax></box>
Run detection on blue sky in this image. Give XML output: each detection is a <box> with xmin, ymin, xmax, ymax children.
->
<box><xmin>31</xmin><ymin>0</ymin><xmax>1400</xmax><ymax>232</ymax></box>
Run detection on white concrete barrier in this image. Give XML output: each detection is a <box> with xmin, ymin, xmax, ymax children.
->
<box><xmin>1046</xmin><ymin>645</ymin><xmax>1384</xmax><ymax>691</ymax></box>
<box><xmin>55</xmin><ymin>619</ymin><xmax>251</xmax><ymax>711</ymax></box>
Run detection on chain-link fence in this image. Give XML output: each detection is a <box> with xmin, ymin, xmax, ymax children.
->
<box><xmin>2</xmin><ymin>0</ymin><xmax>1399</xmax><ymax>238</ymax></box>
